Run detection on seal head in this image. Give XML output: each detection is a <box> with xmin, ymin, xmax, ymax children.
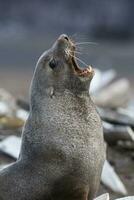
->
<box><xmin>34</xmin><ymin>34</ymin><xmax>94</xmax><ymax>96</ymax></box>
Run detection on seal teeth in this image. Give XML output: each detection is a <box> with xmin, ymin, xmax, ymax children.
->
<box><xmin>79</xmin><ymin>69</ymin><xmax>89</xmax><ymax>76</ymax></box>
<box><xmin>71</xmin><ymin>48</ymin><xmax>94</xmax><ymax>77</ymax></box>
<box><xmin>77</xmin><ymin>66</ymin><xmax>94</xmax><ymax>77</ymax></box>
<box><xmin>87</xmin><ymin>66</ymin><xmax>92</xmax><ymax>72</ymax></box>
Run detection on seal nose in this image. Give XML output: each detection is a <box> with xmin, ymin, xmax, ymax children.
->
<box><xmin>59</xmin><ymin>34</ymin><xmax>69</xmax><ymax>41</ymax></box>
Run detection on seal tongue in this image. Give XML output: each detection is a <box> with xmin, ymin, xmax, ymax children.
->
<box><xmin>71</xmin><ymin>55</ymin><xmax>93</xmax><ymax>77</ymax></box>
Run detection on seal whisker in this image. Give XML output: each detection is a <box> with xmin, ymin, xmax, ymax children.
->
<box><xmin>68</xmin><ymin>50</ymin><xmax>83</xmax><ymax>55</ymax></box>
<box><xmin>75</xmin><ymin>42</ymin><xmax>98</xmax><ymax>46</ymax></box>
<box><xmin>69</xmin><ymin>49</ymin><xmax>90</xmax><ymax>56</ymax></box>
<box><xmin>67</xmin><ymin>51</ymin><xmax>89</xmax><ymax>67</ymax></box>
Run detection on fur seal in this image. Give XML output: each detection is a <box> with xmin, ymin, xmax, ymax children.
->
<box><xmin>0</xmin><ymin>34</ymin><xmax>105</xmax><ymax>200</ymax></box>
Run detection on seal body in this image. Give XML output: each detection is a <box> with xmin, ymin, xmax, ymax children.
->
<box><xmin>0</xmin><ymin>34</ymin><xmax>105</xmax><ymax>200</ymax></box>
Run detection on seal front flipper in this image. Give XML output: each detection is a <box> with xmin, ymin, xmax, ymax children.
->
<box><xmin>0</xmin><ymin>161</ymin><xmax>47</xmax><ymax>200</ymax></box>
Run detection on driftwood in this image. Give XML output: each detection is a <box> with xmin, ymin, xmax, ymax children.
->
<box><xmin>103</xmin><ymin>122</ymin><xmax>134</xmax><ymax>144</ymax></box>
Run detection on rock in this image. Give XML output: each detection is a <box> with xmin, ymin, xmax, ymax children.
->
<box><xmin>91</xmin><ymin>69</ymin><xmax>116</xmax><ymax>94</ymax></box>
<box><xmin>16</xmin><ymin>109</ymin><xmax>29</xmax><ymax>121</ymax></box>
<box><xmin>94</xmin><ymin>194</ymin><xmax>134</xmax><ymax>200</ymax></box>
<box><xmin>103</xmin><ymin>122</ymin><xmax>134</xmax><ymax>145</ymax></box>
<box><xmin>117</xmin><ymin>141</ymin><xmax>134</xmax><ymax>150</ymax></box>
<box><xmin>0</xmin><ymin>136</ymin><xmax>21</xmax><ymax>159</ymax></box>
<box><xmin>0</xmin><ymin>116</ymin><xmax>24</xmax><ymax>129</ymax></box>
<box><xmin>0</xmin><ymin>88</ymin><xmax>16</xmax><ymax>117</ymax></box>
<box><xmin>94</xmin><ymin>79</ymin><xmax>130</xmax><ymax>108</ymax></box>
<box><xmin>94</xmin><ymin>193</ymin><xmax>109</xmax><ymax>200</ymax></box>
<box><xmin>16</xmin><ymin>98</ymin><xmax>29</xmax><ymax>111</ymax></box>
<box><xmin>101</xmin><ymin>160</ymin><xmax>127</xmax><ymax>195</ymax></box>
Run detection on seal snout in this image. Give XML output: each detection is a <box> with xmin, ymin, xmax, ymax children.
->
<box><xmin>58</xmin><ymin>34</ymin><xmax>95</xmax><ymax>79</ymax></box>
<box><xmin>54</xmin><ymin>34</ymin><xmax>94</xmax><ymax>80</ymax></box>
<box><xmin>58</xmin><ymin>34</ymin><xmax>69</xmax><ymax>41</ymax></box>
<box><xmin>78</xmin><ymin>66</ymin><xmax>95</xmax><ymax>77</ymax></box>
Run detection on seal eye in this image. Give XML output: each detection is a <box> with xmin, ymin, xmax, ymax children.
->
<box><xmin>49</xmin><ymin>59</ymin><xmax>57</xmax><ymax>69</ymax></box>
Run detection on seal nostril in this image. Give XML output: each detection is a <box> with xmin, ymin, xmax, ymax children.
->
<box><xmin>64</xmin><ymin>36</ymin><xmax>69</xmax><ymax>41</ymax></box>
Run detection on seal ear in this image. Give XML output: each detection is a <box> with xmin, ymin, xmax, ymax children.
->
<box><xmin>49</xmin><ymin>58</ymin><xmax>57</xmax><ymax>69</ymax></box>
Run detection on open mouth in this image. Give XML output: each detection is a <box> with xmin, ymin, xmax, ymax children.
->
<box><xmin>71</xmin><ymin>52</ymin><xmax>94</xmax><ymax>78</ymax></box>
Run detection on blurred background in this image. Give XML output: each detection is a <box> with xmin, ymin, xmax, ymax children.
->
<box><xmin>0</xmin><ymin>0</ymin><xmax>134</xmax><ymax>96</ymax></box>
